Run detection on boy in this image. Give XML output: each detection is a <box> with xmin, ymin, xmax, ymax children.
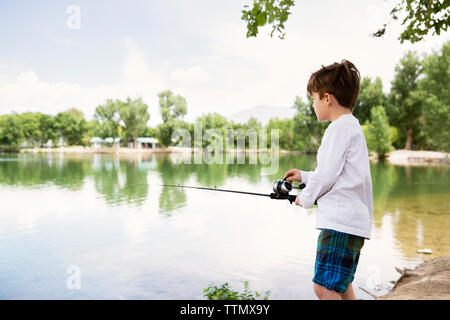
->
<box><xmin>284</xmin><ymin>60</ymin><xmax>373</xmax><ymax>300</ymax></box>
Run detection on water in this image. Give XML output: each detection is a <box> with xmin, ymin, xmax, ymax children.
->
<box><xmin>0</xmin><ymin>152</ymin><xmax>449</xmax><ymax>300</ymax></box>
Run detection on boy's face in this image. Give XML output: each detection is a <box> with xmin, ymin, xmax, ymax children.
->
<box><xmin>310</xmin><ymin>91</ymin><xmax>329</xmax><ymax>122</ymax></box>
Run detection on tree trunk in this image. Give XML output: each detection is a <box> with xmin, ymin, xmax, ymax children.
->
<box><xmin>404</xmin><ymin>115</ymin><xmax>414</xmax><ymax>150</ymax></box>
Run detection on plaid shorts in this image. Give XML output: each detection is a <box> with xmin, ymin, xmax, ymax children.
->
<box><xmin>313</xmin><ymin>229</ymin><xmax>365</xmax><ymax>293</ymax></box>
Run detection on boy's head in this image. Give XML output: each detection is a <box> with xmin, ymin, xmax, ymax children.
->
<box><xmin>307</xmin><ymin>60</ymin><xmax>360</xmax><ymax>122</ymax></box>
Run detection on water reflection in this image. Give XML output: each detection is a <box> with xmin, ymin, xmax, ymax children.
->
<box><xmin>0</xmin><ymin>153</ymin><xmax>449</xmax><ymax>299</ymax></box>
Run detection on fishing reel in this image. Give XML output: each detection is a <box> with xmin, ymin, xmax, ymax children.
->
<box><xmin>270</xmin><ymin>179</ymin><xmax>306</xmax><ymax>204</ymax></box>
<box><xmin>272</xmin><ymin>179</ymin><xmax>305</xmax><ymax>195</ymax></box>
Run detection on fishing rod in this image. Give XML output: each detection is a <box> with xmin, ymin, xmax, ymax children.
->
<box><xmin>133</xmin><ymin>179</ymin><xmax>306</xmax><ymax>204</ymax></box>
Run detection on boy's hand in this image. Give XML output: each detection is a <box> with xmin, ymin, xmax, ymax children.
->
<box><xmin>283</xmin><ymin>168</ymin><xmax>301</xmax><ymax>183</ymax></box>
<box><xmin>295</xmin><ymin>195</ymin><xmax>301</xmax><ymax>206</ymax></box>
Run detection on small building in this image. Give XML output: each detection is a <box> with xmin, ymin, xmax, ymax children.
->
<box><xmin>134</xmin><ymin>137</ymin><xmax>159</xmax><ymax>149</ymax></box>
<box><xmin>90</xmin><ymin>137</ymin><xmax>104</xmax><ymax>150</ymax></box>
<box><xmin>104</xmin><ymin>137</ymin><xmax>121</xmax><ymax>148</ymax></box>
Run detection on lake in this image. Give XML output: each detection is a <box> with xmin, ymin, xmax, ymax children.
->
<box><xmin>0</xmin><ymin>152</ymin><xmax>449</xmax><ymax>299</ymax></box>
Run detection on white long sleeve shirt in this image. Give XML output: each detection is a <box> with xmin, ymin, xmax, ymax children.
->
<box><xmin>299</xmin><ymin>114</ymin><xmax>373</xmax><ymax>239</ymax></box>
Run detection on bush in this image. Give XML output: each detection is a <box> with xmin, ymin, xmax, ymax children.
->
<box><xmin>203</xmin><ymin>281</ymin><xmax>270</xmax><ymax>300</ymax></box>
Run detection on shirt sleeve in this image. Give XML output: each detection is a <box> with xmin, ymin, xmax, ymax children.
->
<box><xmin>298</xmin><ymin>124</ymin><xmax>351</xmax><ymax>209</ymax></box>
<box><xmin>300</xmin><ymin>170</ymin><xmax>311</xmax><ymax>184</ymax></box>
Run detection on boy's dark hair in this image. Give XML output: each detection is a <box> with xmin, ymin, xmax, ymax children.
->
<box><xmin>307</xmin><ymin>60</ymin><xmax>361</xmax><ymax>111</ymax></box>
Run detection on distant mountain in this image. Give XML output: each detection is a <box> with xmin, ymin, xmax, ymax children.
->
<box><xmin>228</xmin><ymin>105</ymin><xmax>297</xmax><ymax>125</ymax></box>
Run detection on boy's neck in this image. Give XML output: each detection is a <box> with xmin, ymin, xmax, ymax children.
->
<box><xmin>329</xmin><ymin>106</ymin><xmax>352</xmax><ymax>122</ymax></box>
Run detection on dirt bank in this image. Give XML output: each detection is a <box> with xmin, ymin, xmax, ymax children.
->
<box><xmin>387</xmin><ymin>150</ymin><xmax>449</xmax><ymax>166</ymax></box>
<box><xmin>376</xmin><ymin>256</ymin><xmax>450</xmax><ymax>300</ymax></box>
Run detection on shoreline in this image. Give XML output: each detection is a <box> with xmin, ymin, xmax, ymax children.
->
<box><xmin>375</xmin><ymin>256</ymin><xmax>450</xmax><ymax>300</ymax></box>
<box><xmin>13</xmin><ymin>147</ymin><xmax>450</xmax><ymax>165</ymax></box>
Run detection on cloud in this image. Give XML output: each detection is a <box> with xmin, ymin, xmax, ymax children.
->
<box><xmin>0</xmin><ymin>0</ymin><xmax>448</xmax><ymax>126</ymax></box>
<box><xmin>0</xmin><ymin>39</ymin><xmax>168</xmax><ymax>125</ymax></box>
<box><xmin>170</xmin><ymin>66</ymin><xmax>210</xmax><ymax>84</ymax></box>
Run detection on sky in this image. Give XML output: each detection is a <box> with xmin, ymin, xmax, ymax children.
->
<box><xmin>0</xmin><ymin>0</ymin><xmax>448</xmax><ymax>126</ymax></box>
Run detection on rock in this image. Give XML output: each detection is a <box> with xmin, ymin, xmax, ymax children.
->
<box><xmin>417</xmin><ymin>249</ymin><xmax>433</xmax><ymax>254</ymax></box>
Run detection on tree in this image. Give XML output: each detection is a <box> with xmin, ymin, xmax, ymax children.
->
<box><xmin>118</xmin><ymin>97</ymin><xmax>150</xmax><ymax>148</ymax></box>
<box><xmin>157</xmin><ymin>90</ymin><xmax>188</xmax><ymax>147</ymax></box>
<box><xmin>192</xmin><ymin>113</ymin><xmax>229</xmax><ymax>149</ymax></box>
<box><xmin>241</xmin><ymin>0</ymin><xmax>295</xmax><ymax>39</ymax></box>
<box><xmin>94</xmin><ymin>99</ymin><xmax>121</xmax><ymax>139</ymax></box>
<box><xmin>0</xmin><ymin>114</ymin><xmax>24</xmax><ymax>151</ymax></box>
<box><xmin>159</xmin><ymin>90</ymin><xmax>187</xmax><ymax>123</ymax></box>
<box><xmin>418</xmin><ymin>41</ymin><xmax>450</xmax><ymax>151</ymax></box>
<box><xmin>266</xmin><ymin>117</ymin><xmax>295</xmax><ymax>150</ymax></box>
<box><xmin>55</xmin><ymin>108</ymin><xmax>88</xmax><ymax>146</ymax></box>
<box><xmin>292</xmin><ymin>95</ymin><xmax>327</xmax><ymax>153</ymax></box>
<box><xmin>373</xmin><ymin>0</ymin><xmax>450</xmax><ymax>43</ymax></box>
<box><xmin>242</xmin><ymin>0</ymin><xmax>449</xmax><ymax>43</ymax></box>
<box><xmin>365</xmin><ymin>105</ymin><xmax>393</xmax><ymax>158</ymax></box>
<box><xmin>386</xmin><ymin>51</ymin><xmax>423</xmax><ymax>150</ymax></box>
<box><xmin>38</xmin><ymin>113</ymin><xmax>58</xmax><ymax>146</ymax></box>
<box><xmin>20</xmin><ymin>112</ymin><xmax>42</xmax><ymax>147</ymax></box>
<box><xmin>353</xmin><ymin>77</ymin><xmax>386</xmax><ymax>124</ymax></box>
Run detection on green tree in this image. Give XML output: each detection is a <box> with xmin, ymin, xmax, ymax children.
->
<box><xmin>18</xmin><ymin>112</ymin><xmax>58</xmax><ymax>147</ymax></box>
<box><xmin>157</xmin><ymin>90</ymin><xmax>188</xmax><ymax>147</ymax></box>
<box><xmin>118</xmin><ymin>97</ymin><xmax>150</xmax><ymax>148</ymax></box>
<box><xmin>292</xmin><ymin>95</ymin><xmax>327</xmax><ymax>153</ymax></box>
<box><xmin>94</xmin><ymin>99</ymin><xmax>122</xmax><ymax>139</ymax></box>
<box><xmin>365</xmin><ymin>105</ymin><xmax>393</xmax><ymax>158</ymax></box>
<box><xmin>55</xmin><ymin>108</ymin><xmax>88</xmax><ymax>146</ymax></box>
<box><xmin>386</xmin><ymin>51</ymin><xmax>423</xmax><ymax>150</ymax></box>
<box><xmin>0</xmin><ymin>114</ymin><xmax>24</xmax><ymax>151</ymax></box>
<box><xmin>354</xmin><ymin>77</ymin><xmax>386</xmax><ymax>124</ymax></box>
<box><xmin>194</xmin><ymin>113</ymin><xmax>229</xmax><ymax>149</ymax></box>
<box><xmin>373</xmin><ymin>0</ymin><xmax>450</xmax><ymax>43</ymax></box>
<box><xmin>141</xmin><ymin>126</ymin><xmax>157</xmax><ymax>138</ymax></box>
<box><xmin>419</xmin><ymin>41</ymin><xmax>450</xmax><ymax>151</ymax></box>
<box><xmin>242</xmin><ymin>0</ymin><xmax>449</xmax><ymax>43</ymax></box>
<box><xmin>38</xmin><ymin>113</ymin><xmax>58</xmax><ymax>146</ymax></box>
<box><xmin>266</xmin><ymin>117</ymin><xmax>294</xmax><ymax>150</ymax></box>
<box><xmin>20</xmin><ymin>112</ymin><xmax>42</xmax><ymax>147</ymax></box>
<box><xmin>241</xmin><ymin>0</ymin><xmax>295</xmax><ymax>39</ymax></box>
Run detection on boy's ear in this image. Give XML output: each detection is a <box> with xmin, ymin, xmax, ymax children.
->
<box><xmin>325</xmin><ymin>93</ymin><xmax>337</xmax><ymax>106</ymax></box>
<box><xmin>324</xmin><ymin>93</ymin><xmax>332</xmax><ymax>105</ymax></box>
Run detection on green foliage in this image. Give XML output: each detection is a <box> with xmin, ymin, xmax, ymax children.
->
<box><xmin>118</xmin><ymin>97</ymin><xmax>150</xmax><ymax>145</ymax></box>
<box><xmin>203</xmin><ymin>281</ymin><xmax>270</xmax><ymax>300</ymax></box>
<box><xmin>292</xmin><ymin>95</ymin><xmax>327</xmax><ymax>152</ymax></box>
<box><xmin>157</xmin><ymin>90</ymin><xmax>188</xmax><ymax>147</ymax></box>
<box><xmin>386</xmin><ymin>51</ymin><xmax>423</xmax><ymax>150</ymax></box>
<box><xmin>55</xmin><ymin>109</ymin><xmax>88</xmax><ymax>146</ymax></box>
<box><xmin>241</xmin><ymin>0</ymin><xmax>295</xmax><ymax>39</ymax></box>
<box><xmin>193</xmin><ymin>113</ymin><xmax>229</xmax><ymax>149</ymax></box>
<box><xmin>0</xmin><ymin>114</ymin><xmax>24</xmax><ymax>151</ymax></box>
<box><xmin>94</xmin><ymin>99</ymin><xmax>121</xmax><ymax>139</ymax></box>
<box><xmin>418</xmin><ymin>41</ymin><xmax>450</xmax><ymax>152</ymax></box>
<box><xmin>242</xmin><ymin>1</ymin><xmax>448</xmax><ymax>44</ymax></box>
<box><xmin>159</xmin><ymin>90</ymin><xmax>187</xmax><ymax>123</ymax></box>
<box><xmin>157</xmin><ymin>119</ymin><xmax>190</xmax><ymax>147</ymax></box>
<box><xmin>365</xmin><ymin>106</ymin><xmax>394</xmax><ymax>158</ymax></box>
<box><xmin>373</xmin><ymin>0</ymin><xmax>450</xmax><ymax>43</ymax></box>
<box><xmin>354</xmin><ymin>77</ymin><xmax>386</xmax><ymax>124</ymax></box>
<box><xmin>141</xmin><ymin>126</ymin><xmax>157</xmax><ymax>138</ymax></box>
<box><xmin>266</xmin><ymin>117</ymin><xmax>294</xmax><ymax>150</ymax></box>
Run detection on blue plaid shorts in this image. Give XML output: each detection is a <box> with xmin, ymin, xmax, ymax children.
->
<box><xmin>313</xmin><ymin>229</ymin><xmax>365</xmax><ymax>293</ymax></box>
